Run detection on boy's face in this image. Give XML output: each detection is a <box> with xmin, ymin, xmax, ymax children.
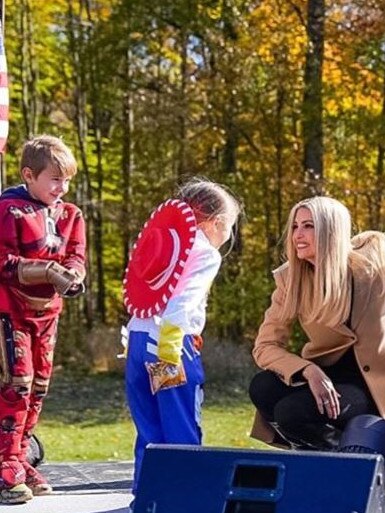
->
<box><xmin>22</xmin><ymin>165</ymin><xmax>72</xmax><ymax>206</ymax></box>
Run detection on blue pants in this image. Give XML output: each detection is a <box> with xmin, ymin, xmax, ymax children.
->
<box><xmin>125</xmin><ymin>330</ymin><xmax>205</xmax><ymax>494</ymax></box>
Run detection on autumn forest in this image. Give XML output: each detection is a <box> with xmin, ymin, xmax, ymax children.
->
<box><xmin>3</xmin><ymin>0</ymin><xmax>385</xmax><ymax>364</ymax></box>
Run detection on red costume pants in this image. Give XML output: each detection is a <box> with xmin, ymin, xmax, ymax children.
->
<box><xmin>0</xmin><ymin>314</ymin><xmax>58</xmax><ymax>462</ymax></box>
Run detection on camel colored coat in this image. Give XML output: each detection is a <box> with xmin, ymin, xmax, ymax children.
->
<box><xmin>250</xmin><ymin>263</ymin><xmax>385</xmax><ymax>443</ymax></box>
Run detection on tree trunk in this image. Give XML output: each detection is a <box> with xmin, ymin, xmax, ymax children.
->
<box><xmin>303</xmin><ymin>0</ymin><xmax>325</xmax><ymax>195</ymax></box>
<box><xmin>85</xmin><ymin>0</ymin><xmax>106</xmax><ymax>322</ymax></box>
<box><xmin>20</xmin><ymin>0</ymin><xmax>38</xmax><ymax>138</ymax></box>
<box><xmin>374</xmin><ymin>70</ymin><xmax>385</xmax><ymax>229</ymax></box>
<box><xmin>177</xmin><ymin>30</ymin><xmax>188</xmax><ymax>178</ymax></box>
<box><xmin>66</xmin><ymin>0</ymin><xmax>94</xmax><ymax>328</ymax></box>
<box><xmin>121</xmin><ymin>48</ymin><xmax>135</xmax><ymax>263</ymax></box>
<box><xmin>275</xmin><ymin>85</ymin><xmax>285</xmax><ymax>238</ymax></box>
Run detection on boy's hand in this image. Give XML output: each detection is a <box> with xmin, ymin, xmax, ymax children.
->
<box><xmin>65</xmin><ymin>268</ymin><xmax>84</xmax><ymax>284</ymax></box>
<box><xmin>61</xmin><ymin>268</ymin><xmax>85</xmax><ymax>297</ymax></box>
<box><xmin>48</xmin><ymin>265</ymin><xmax>85</xmax><ymax>297</ymax></box>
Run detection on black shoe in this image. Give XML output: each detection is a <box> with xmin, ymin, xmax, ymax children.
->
<box><xmin>272</xmin><ymin>422</ymin><xmax>341</xmax><ymax>451</ymax></box>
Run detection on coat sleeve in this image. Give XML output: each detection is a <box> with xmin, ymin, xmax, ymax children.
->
<box><xmin>252</xmin><ymin>268</ymin><xmax>313</xmax><ymax>385</ymax></box>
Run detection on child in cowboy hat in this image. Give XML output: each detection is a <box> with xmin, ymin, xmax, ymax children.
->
<box><xmin>122</xmin><ymin>177</ymin><xmax>241</xmax><ymax>511</ymax></box>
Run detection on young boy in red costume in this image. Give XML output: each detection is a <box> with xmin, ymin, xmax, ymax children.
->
<box><xmin>0</xmin><ymin>135</ymin><xmax>86</xmax><ymax>504</ymax></box>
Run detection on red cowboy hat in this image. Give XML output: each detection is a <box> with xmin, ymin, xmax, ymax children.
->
<box><xmin>123</xmin><ymin>199</ymin><xmax>197</xmax><ymax>318</ymax></box>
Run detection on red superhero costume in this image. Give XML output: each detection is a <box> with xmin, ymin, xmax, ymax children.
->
<box><xmin>0</xmin><ymin>184</ymin><xmax>86</xmax><ymax>474</ymax></box>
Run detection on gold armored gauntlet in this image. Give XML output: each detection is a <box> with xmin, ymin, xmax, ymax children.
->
<box><xmin>18</xmin><ymin>260</ymin><xmax>81</xmax><ymax>296</ymax></box>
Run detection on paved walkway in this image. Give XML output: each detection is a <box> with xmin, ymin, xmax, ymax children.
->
<box><xmin>5</xmin><ymin>461</ymin><xmax>134</xmax><ymax>513</ymax></box>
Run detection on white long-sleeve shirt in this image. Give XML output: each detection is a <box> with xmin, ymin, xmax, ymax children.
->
<box><xmin>127</xmin><ymin>229</ymin><xmax>221</xmax><ymax>342</ymax></box>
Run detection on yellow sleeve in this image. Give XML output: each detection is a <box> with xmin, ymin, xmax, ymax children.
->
<box><xmin>158</xmin><ymin>321</ymin><xmax>184</xmax><ymax>365</ymax></box>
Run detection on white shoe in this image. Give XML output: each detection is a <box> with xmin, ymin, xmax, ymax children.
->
<box><xmin>0</xmin><ymin>483</ymin><xmax>34</xmax><ymax>504</ymax></box>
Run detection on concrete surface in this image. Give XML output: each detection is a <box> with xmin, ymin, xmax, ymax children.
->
<box><xmin>3</xmin><ymin>461</ymin><xmax>134</xmax><ymax>513</ymax></box>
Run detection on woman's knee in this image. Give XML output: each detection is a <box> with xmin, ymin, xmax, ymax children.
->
<box><xmin>249</xmin><ymin>370</ymin><xmax>283</xmax><ymax>414</ymax></box>
<box><xmin>274</xmin><ymin>401</ymin><xmax>301</xmax><ymax>431</ymax></box>
<box><xmin>274</xmin><ymin>394</ymin><xmax>318</xmax><ymax>431</ymax></box>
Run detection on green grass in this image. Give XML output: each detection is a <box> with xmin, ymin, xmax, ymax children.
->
<box><xmin>36</xmin><ymin>371</ymin><xmax>269</xmax><ymax>462</ymax></box>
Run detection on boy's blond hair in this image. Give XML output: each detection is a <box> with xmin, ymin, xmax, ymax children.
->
<box><xmin>20</xmin><ymin>135</ymin><xmax>77</xmax><ymax>178</ymax></box>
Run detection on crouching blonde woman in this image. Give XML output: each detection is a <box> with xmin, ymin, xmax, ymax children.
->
<box><xmin>249</xmin><ymin>197</ymin><xmax>385</xmax><ymax>450</ymax></box>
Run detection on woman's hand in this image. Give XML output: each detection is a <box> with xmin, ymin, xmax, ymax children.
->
<box><xmin>302</xmin><ymin>364</ymin><xmax>341</xmax><ymax>420</ymax></box>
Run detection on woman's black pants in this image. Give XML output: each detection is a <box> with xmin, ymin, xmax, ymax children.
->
<box><xmin>249</xmin><ymin>350</ymin><xmax>378</xmax><ymax>450</ymax></box>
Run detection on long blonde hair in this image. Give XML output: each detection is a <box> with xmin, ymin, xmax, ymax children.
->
<box><xmin>280</xmin><ymin>196</ymin><xmax>353</xmax><ymax>326</ymax></box>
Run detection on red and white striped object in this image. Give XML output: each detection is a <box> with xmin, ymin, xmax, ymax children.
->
<box><xmin>0</xmin><ymin>21</ymin><xmax>9</xmax><ymax>154</ymax></box>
